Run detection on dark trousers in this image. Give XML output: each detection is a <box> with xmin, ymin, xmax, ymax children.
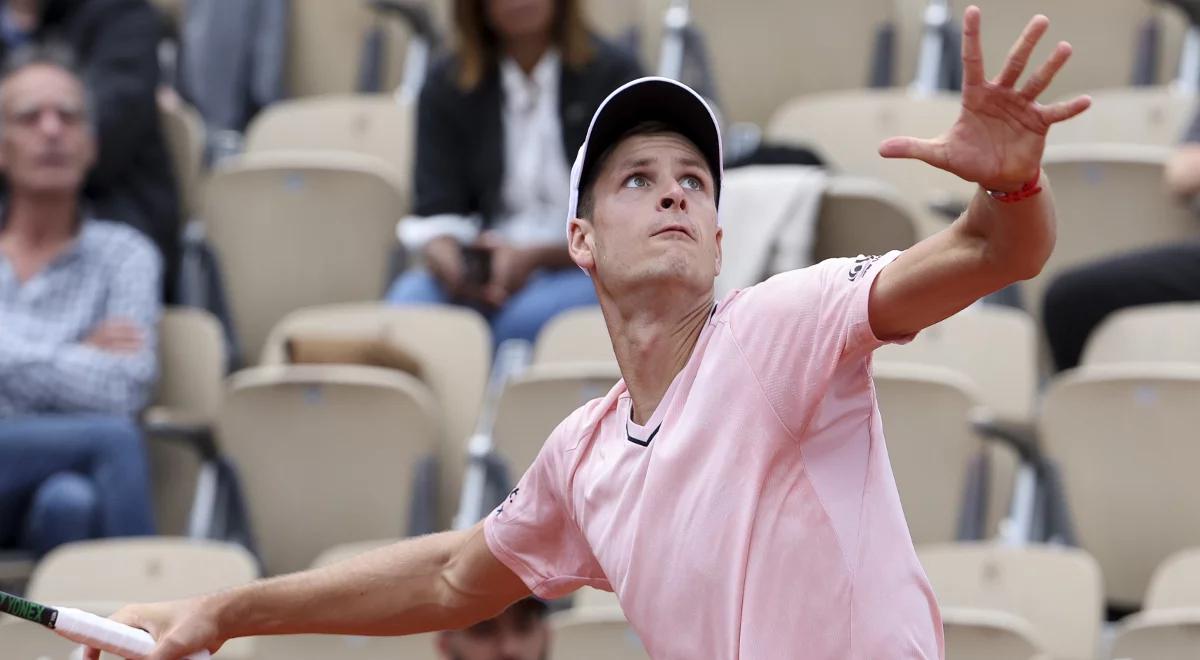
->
<box><xmin>1042</xmin><ymin>241</ymin><xmax>1200</xmax><ymax>370</ymax></box>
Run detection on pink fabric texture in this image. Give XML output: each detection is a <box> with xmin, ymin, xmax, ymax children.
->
<box><xmin>485</xmin><ymin>251</ymin><xmax>944</xmax><ymax>659</ymax></box>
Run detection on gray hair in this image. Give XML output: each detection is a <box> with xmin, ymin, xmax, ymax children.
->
<box><xmin>0</xmin><ymin>41</ymin><xmax>96</xmax><ymax>137</ymax></box>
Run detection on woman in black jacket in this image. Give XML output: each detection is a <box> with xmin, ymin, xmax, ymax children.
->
<box><xmin>388</xmin><ymin>0</ymin><xmax>641</xmax><ymax>347</ymax></box>
<box><xmin>0</xmin><ymin>0</ymin><xmax>179</xmax><ymax>298</ymax></box>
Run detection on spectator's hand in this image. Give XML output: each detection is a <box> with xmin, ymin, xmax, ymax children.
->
<box><xmin>84</xmin><ymin>319</ymin><xmax>144</xmax><ymax>354</ymax></box>
<box><xmin>82</xmin><ymin>597</ymin><xmax>225</xmax><ymax>660</ymax></box>
<box><xmin>422</xmin><ymin>235</ymin><xmax>477</xmax><ymax>301</ymax></box>
<box><xmin>878</xmin><ymin>6</ymin><xmax>1091</xmax><ymax>192</ymax></box>
<box><xmin>480</xmin><ymin>235</ymin><xmax>535</xmax><ymax>308</ymax></box>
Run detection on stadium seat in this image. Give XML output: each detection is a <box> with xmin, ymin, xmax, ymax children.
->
<box><xmin>641</xmin><ymin>0</ymin><xmax>898</xmax><ymax>126</ymax></box>
<box><xmin>158</xmin><ymin>97</ymin><xmax>206</xmax><ymax>218</ymax></box>
<box><xmin>27</xmin><ymin>537</ymin><xmax>258</xmax><ymax>604</ymax></box>
<box><xmin>533</xmin><ymin>306</ymin><xmax>615</xmax><ymax>366</ymax></box>
<box><xmin>550</xmin><ymin>607</ymin><xmax>650</xmax><ymax>660</ymax></box>
<box><xmin>1046</xmin><ymin>87</ymin><xmax>1197</xmax><ymax>147</ymax></box>
<box><xmin>3</xmin><ymin>615</ymin><xmax>104</xmax><ymax>660</ymax></box>
<box><xmin>201</xmin><ymin>152</ymin><xmax>408</xmax><ymax>360</ymax></box>
<box><xmin>1028</xmin><ymin>144</ymin><xmax>1200</xmax><ymax>322</ymax></box>
<box><xmin>574</xmin><ymin>586</ymin><xmax>624</xmax><ymax>612</ymax></box>
<box><xmin>145</xmin><ymin>307</ymin><xmax>227</xmax><ymax>535</ymax></box>
<box><xmin>217</xmin><ymin>364</ymin><xmax>441</xmax><ymax>574</ymax></box>
<box><xmin>243</xmin><ymin>94</ymin><xmax>415</xmax><ymax>200</ymax></box>
<box><xmin>1040</xmin><ymin>363</ymin><xmax>1200</xmax><ymax>607</ymax></box>
<box><xmin>872</xmin><ymin>363</ymin><xmax>988</xmax><ymax>544</ymax></box>
<box><xmin>1081</xmin><ymin>302</ymin><xmax>1200</xmax><ymax>366</ymax></box>
<box><xmin>919</xmin><ymin>543</ymin><xmax>1102</xmax><ymax>660</ymax></box>
<box><xmin>492</xmin><ymin>362</ymin><xmax>623</xmax><ymax>478</ymax></box>
<box><xmin>811</xmin><ymin>176</ymin><xmax>923</xmax><ymax>262</ymax></box>
<box><xmin>940</xmin><ymin>607</ymin><xmax>1046</xmax><ymax>660</ymax></box>
<box><xmin>766</xmin><ymin>89</ymin><xmax>969</xmax><ymax>232</ymax></box>
<box><xmin>1109</xmin><ymin>609</ymin><xmax>1200</xmax><ymax>660</ymax></box>
<box><xmin>260</xmin><ymin>303</ymin><xmax>490</xmax><ymax>528</ymax></box>
<box><xmin>1143</xmin><ymin>548</ymin><xmax>1200</xmax><ymax>609</ymax></box>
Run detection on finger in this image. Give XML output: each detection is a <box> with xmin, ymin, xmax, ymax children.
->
<box><xmin>995</xmin><ymin>14</ymin><xmax>1050</xmax><ymax>87</ymax></box>
<box><xmin>1021</xmin><ymin>41</ymin><xmax>1072</xmax><ymax>100</ymax></box>
<box><xmin>81</xmin><ymin>645</ymin><xmax>100</xmax><ymax>660</ymax></box>
<box><xmin>1042</xmin><ymin>94</ymin><xmax>1092</xmax><ymax>124</ymax></box>
<box><xmin>961</xmin><ymin>5</ymin><xmax>986</xmax><ymax>87</ymax></box>
<box><xmin>878</xmin><ymin>136</ymin><xmax>948</xmax><ymax>169</ymax></box>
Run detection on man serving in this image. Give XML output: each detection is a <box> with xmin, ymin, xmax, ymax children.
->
<box><xmin>89</xmin><ymin>7</ymin><xmax>1089</xmax><ymax>659</ymax></box>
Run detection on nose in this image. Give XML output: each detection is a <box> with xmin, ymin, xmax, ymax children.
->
<box><xmin>37</xmin><ymin>109</ymin><xmax>64</xmax><ymax>137</ymax></box>
<box><xmin>658</xmin><ymin>180</ymin><xmax>688</xmax><ymax>212</ymax></box>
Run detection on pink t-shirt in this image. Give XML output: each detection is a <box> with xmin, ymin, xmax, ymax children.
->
<box><xmin>484</xmin><ymin>251</ymin><xmax>944</xmax><ymax>659</ymax></box>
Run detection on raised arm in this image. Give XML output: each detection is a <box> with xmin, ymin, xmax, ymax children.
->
<box><xmin>85</xmin><ymin>523</ymin><xmax>531</xmax><ymax>660</ymax></box>
<box><xmin>868</xmin><ymin>6</ymin><xmax>1090</xmax><ymax>339</ymax></box>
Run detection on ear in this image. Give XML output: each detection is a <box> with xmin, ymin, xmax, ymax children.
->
<box><xmin>567</xmin><ymin>217</ymin><xmax>596</xmax><ymax>272</ymax></box>
<box><xmin>713</xmin><ymin>225</ymin><xmax>723</xmax><ymax>276</ymax></box>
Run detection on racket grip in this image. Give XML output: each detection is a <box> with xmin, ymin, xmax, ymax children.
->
<box><xmin>54</xmin><ymin>607</ymin><xmax>211</xmax><ymax>660</ymax></box>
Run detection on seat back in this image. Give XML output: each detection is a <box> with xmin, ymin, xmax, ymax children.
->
<box><xmin>813</xmin><ymin>176</ymin><xmax>923</xmax><ymax>262</ymax></box>
<box><xmin>534</xmin><ymin>306</ymin><xmax>615</xmax><ymax>366</ymax></box>
<box><xmin>919</xmin><ymin>543</ymin><xmax>1102</xmax><ymax>660</ymax></box>
<box><xmin>217</xmin><ymin>365</ymin><xmax>440</xmax><ymax>574</ymax></box>
<box><xmin>1145</xmin><ymin>548</ymin><xmax>1200</xmax><ymax>610</ymax></box>
<box><xmin>549</xmin><ymin>608</ymin><xmax>650</xmax><ymax>660</ymax></box>
<box><xmin>1109</xmin><ymin>611</ymin><xmax>1200</xmax><ymax>660</ymax></box>
<box><xmin>154</xmin><ymin>307</ymin><xmax>226</xmax><ymax>421</ymax></box>
<box><xmin>202</xmin><ymin>152</ymin><xmax>407</xmax><ymax>359</ymax></box>
<box><xmin>941</xmin><ymin>607</ymin><xmax>1045</xmax><ymax>660</ymax></box>
<box><xmin>1082</xmin><ymin>303</ymin><xmax>1200</xmax><ymax>367</ymax></box>
<box><xmin>159</xmin><ymin>98</ymin><xmax>206</xmax><ymax>217</ymax></box>
<box><xmin>1047</xmin><ymin>86</ymin><xmax>1197</xmax><ymax>147</ymax></box>
<box><xmin>1040</xmin><ymin>364</ymin><xmax>1200</xmax><ymax>606</ymax></box>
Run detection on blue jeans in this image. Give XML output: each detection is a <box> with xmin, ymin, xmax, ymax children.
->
<box><xmin>0</xmin><ymin>415</ymin><xmax>155</xmax><ymax>556</ymax></box>
<box><xmin>386</xmin><ymin>268</ymin><xmax>598</xmax><ymax>348</ymax></box>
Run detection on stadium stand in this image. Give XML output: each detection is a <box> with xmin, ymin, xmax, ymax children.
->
<box><xmin>940</xmin><ymin>607</ymin><xmax>1045</xmax><ymax>660</ymax></box>
<box><xmin>1081</xmin><ymin>302</ymin><xmax>1200</xmax><ymax>365</ymax></box>
<box><xmin>549</xmin><ymin>607</ymin><xmax>651</xmax><ymax>660</ymax></box>
<box><xmin>1109</xmin><ymin>549</ymin><xmax>1200</xmax><ymax>659</ymax></box>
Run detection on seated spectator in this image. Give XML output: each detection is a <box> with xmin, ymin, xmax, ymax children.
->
<box><xmin>1042</xmin><ymin>110</ymin><xmax>1200</xmax><ymax>370</ymax></box>
<box><xmin>436</xmin><ymin>597</ymin><xmax>550</xmax><ymax>660</ymax></box>
<box><xmin>0</xmin><ymin>0</ymin><xmax>180</xmax><ymax>298</ymax></box>
<box><xmin>388</xmin><ymin>0</ymin><xmax>641</xmax><ymax>348</ymax></box>
<box><xmin>0</xmin><ymin>45</ymin><xmax>160</xmax><ymax>556</ymax></box>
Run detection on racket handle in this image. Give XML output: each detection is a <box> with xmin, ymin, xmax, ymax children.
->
<box><xmin>54</xmin><ymin>607</ymin><xmax>211</xmax><ymax>660</ymax></box>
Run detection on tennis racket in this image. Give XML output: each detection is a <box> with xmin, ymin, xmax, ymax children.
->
<box><xmin>0</xmin><ymin>589</ymin><xmax>210</xmax><ymax>659</ymax></box>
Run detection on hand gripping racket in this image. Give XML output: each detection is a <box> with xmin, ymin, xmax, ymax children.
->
<box><xmin>1</xmin><ymin>589</ymin><xmax>211</xmax><ymax>659</ymax></box>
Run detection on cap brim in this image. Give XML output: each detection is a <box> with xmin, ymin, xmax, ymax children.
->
<box><xmin>568</xmin><ymin>77</ymin><xmax>723</xmax><ymax>222</ymax></box>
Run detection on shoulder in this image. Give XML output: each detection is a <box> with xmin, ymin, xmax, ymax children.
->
<box><xmin>81</xmin><ymin>219</ymin><xmax>160</xmax><ymax>271</ymax></box>
<box><xmin>546</xmin><ymin>380</ymin><xmax>625</xmax><ymax>455</ymax></box>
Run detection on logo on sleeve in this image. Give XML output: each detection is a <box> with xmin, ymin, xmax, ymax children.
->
<box><xmin>848</xmin><ymin>254</ymin><xmax>881</xmax><ymax>282</ymax></box>
<box><xmin>495</xmin><ymin>487</ymin><xmax>520</xmax><ymax>516</ymax></box>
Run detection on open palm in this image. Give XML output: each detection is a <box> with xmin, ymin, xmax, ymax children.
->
<box><xmin>879</xmin><ymin>6</ymin><xmax>1092</xmax><ymax>193</ymax></box>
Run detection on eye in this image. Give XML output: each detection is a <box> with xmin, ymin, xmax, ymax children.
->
<box><xmin>681</xmin><ymin>175</ymin><xmax>703</xmax><ymax>191</ymax></box>
<box><xmin>623</xmin><ymin>174</ymin><xmax>650</xmax><ymax>189</ymax></box>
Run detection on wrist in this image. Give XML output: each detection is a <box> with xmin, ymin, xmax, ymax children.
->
<box><xmin>986</xmin><ymin>172</ymin><xmax>1043</xmax><ymax>202</ymax></box>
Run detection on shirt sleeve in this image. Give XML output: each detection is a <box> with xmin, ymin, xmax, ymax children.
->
<box><xmin>727</xmin><ymin>251</ymin><xmax>911</xmax><ymax>439</ymax></box>
<box><xmin>0</xmin><ymin>234</ymin><xmax>162</xmax><ymax>414</ymax></box>
<box><xmin>484</xmin><ymin>415</ymin><xmax>609</xmax><ymax>599</ymax></box>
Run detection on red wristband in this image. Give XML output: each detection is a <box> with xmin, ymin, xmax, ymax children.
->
<box><xmin>987</xmin><ymin>175</ymin><xmax>1042</xmax><ymax>203</ymax></box>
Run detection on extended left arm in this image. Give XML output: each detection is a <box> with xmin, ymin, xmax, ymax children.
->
<box><xmin>867</xmin><ymin>6</ymin><xmax>1090</xmax><ymax>340</ymax></box>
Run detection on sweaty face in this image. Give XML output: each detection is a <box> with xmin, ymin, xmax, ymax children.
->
<box><xmin>0</xmin><ymin>64</ymin><xmax>95</xmax><ymax>196</ymax></box>
<box><xmin>572</xmin><ymin>132</ymin><xmax>722</xmax><ymax>296</ymax></box>
<box><xmin>437</xmin><ymin>605</ymin><xmax>549</xmax><ymax>660</ymax></box>
<box><xmin>485</xmin><ymin>0</ymin><xmax>555</xmax><ymax>42</ymax></box>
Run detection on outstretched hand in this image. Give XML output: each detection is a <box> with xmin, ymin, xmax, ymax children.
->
<box><xmin>879</xmin><ymin>5</ymin><xmax>1091</xmax><ymax>193</ymax></box>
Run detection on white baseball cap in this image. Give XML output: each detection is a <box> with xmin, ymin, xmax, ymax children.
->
<box><xmin>566</xmin><ymin>76</ymin><xmax>724</xmax><ymax>230</ymax></box>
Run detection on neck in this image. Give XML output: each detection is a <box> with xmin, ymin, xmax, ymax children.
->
<box><xmin>602</xmin><ymin>282</ymin><xmax>714</xmax><ymax>425</ymax></box>
<box><xmin>0</xmin><ymin>192</ymin><xmax>79</xmax><ymax>248</ymax></box>
<box><xmin>503</xmin><ymin>35</ymin><xmax>552</xmax><ymax>74</ymax></box>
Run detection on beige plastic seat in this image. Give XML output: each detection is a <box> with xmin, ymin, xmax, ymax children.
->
<box><xmin>812</xmin><ymin>176</ymin><xmax>923</xmax><ymax>262</ymax></box>
<box><xmin>253</xmin><ymin>632</ymin><xmax>439</xmax><ymax>660</ymax></box>
<box><xmin>158</xmin><ymin>98</ymin><xmax>206</xmax><ymax>218</ymax></box>
<box><xmin>641</xmin><ymin>0</ymin><xmax>896</xmax><ymax>126</ymax></box>
<box><xmin>873</xmin><ymin>363</ymin><xmax>986</xmax><ymax>544</ymax></box>
<box><xmin>217</xmin><ymin>364</ymin><xmax>441</xmax><ymax>575</ymax></box>
<box><xmin>243</xmin><ymin>95</ymin><xmax>415</xmax><ymax>199</ymax></box>
<box><xmin>144</xmin><ymin>307</ymin><xmax>227</xmax><ymax>534</ymax></box>
<box><xmin>574</xmin><ymin>586</ymin><xmax>623</xmax><ymax>612</ymax></box>
<box><xmin>2</xmin><ymin>616</ymin><xmax>93</xmax><ymax>660</ymax></box>
<box><xmin>1026</xmin><ymin>144</ymin><xmax>1198</xmax><ymax>320</ymax></box>
<box><xmin>1108</xmin><ymin>547</ymin><xmax>1200</xmax><ymax>658</ymax></box>
<box><xmin>202</xmin><ymin>152</ymin><xmax>408</xmax><ymax>359</ymax></box>
<box><xmin>767</xmin><ymin>89</ymin><xmax>970</xmax><ymax>232</ymax></box>
<box><xmin>260</xmin><ymin>303</ymin><xmax>490</xmax><ymax>527</ymax></box>
<box><xmin>920</xmin><ymin>543</ymin><xmax>1102</xmax><ymax>660</ymax></box>
<box><xmin>1040</xmin><ymin>364</ymin><xmax>1200</xmax><ymax>607</ymax></box>
<box><xmin>1082</xmin><ymin>303</ymin><xmax>1200</xmax><ymax>366</ymax></box>
<box><xmin>876</xmin><ymin>305</ymin><xmax>1038</xmax><ymax>426</ymax></box>
<box><xmin>1047</xmin><ymin>86</ymin><xmax>1197</xmax><ymax>147</ymax></box>
<box><xmin>28</xmin><ymin>537</ymin><xmax>258</xmax><ymax>603</ymax></box>
<box><xmin>550</xmin><ymin>608</ymin><xmax>650</xmax><ymax>660</ymax></box>
<box><xmin>941</xmin><ymin>607</ymin><xmax>1047</xmax><ymax>660</ymax></box>
<box><xmin>533</xmin><ymin>306</ymin><xmax>614</xmax><ymax>365</ymax></box>
<box><xmin>492</xmin><ymin>362</ymin><xmax>623</xmax><ymax>478</ymax></box>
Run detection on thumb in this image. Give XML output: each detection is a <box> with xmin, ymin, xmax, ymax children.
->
<box><xmin>878</xmin><ymin>136</ymin><xmax>947</xmax><ymax>168</ymax></box>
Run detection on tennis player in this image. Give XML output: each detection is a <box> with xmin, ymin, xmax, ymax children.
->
<box><xmin>89</xmin><ymin>7</ymin><xmax>1089</xmax><ymax>659</ymax></box>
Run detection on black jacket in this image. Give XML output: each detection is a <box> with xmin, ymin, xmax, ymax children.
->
<box><xmin>20</xmin><ymin>0</ymin><xmax>180</xmax><ymax>296</ymax></box>
<box><xmin>413</xmin><ymin>37</ymin><xmax>642</xmax><ymax>225</ymax></box>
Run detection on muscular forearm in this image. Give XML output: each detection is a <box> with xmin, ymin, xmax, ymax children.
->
<box><xmin>212</xmin><ymin>527</ymin><xmax>499</xmax><ymax>640</ymax></box>
<box><xmin>954</xmin><ymin>170</ymin><xmax>1056</xmax><ymax>283</ymax></box>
